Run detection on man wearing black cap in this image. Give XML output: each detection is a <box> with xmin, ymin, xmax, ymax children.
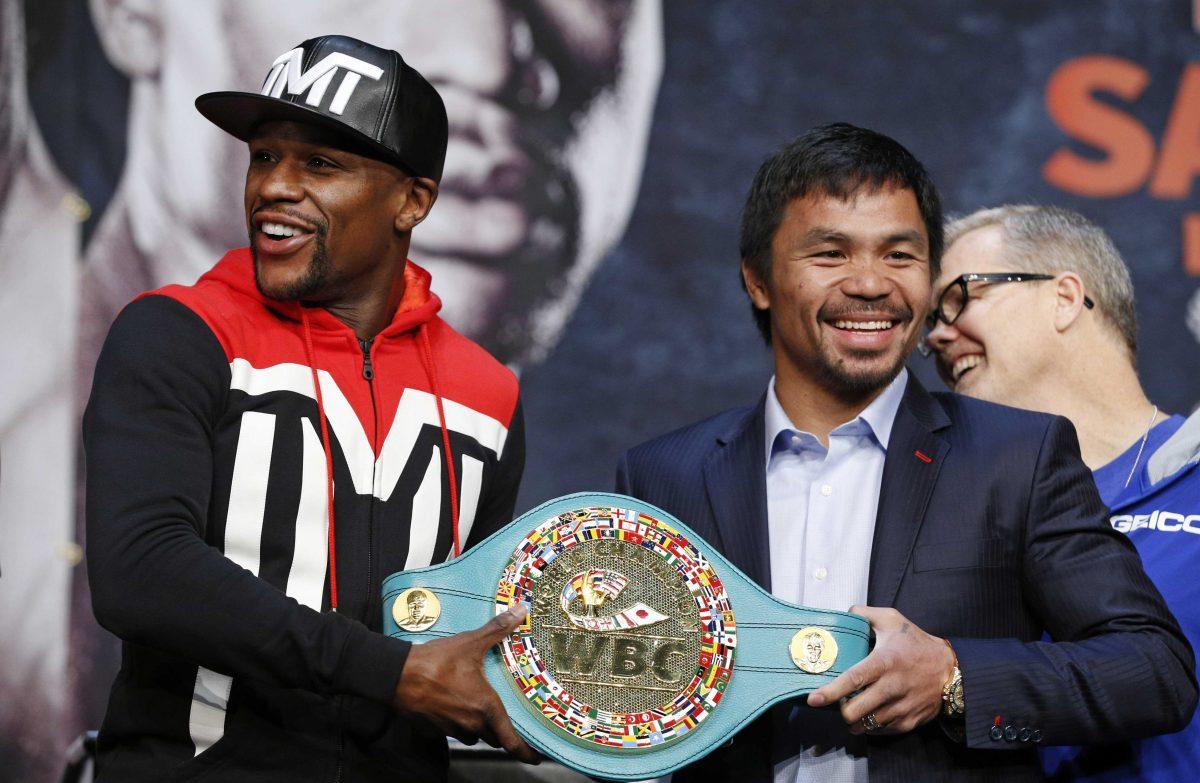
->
<box><xmin>84</xmin><ymin>36</ymin><xmax>536</xmax><ymax>781</ymax></box>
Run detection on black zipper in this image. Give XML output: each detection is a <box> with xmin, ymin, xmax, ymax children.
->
<box><xmin>359</xmin><ymin>338</ymin><xmax>374</xmax><ymax>380</ymax></box>
<box><xmin>360</xmin><ymin>338</ymin><xmax>378</xmax><ymax>618</ymax></box>
<box><xmin>338</xmin><ymin>338</ymin><xmax>377</xmax><ymax>783</ymax></box>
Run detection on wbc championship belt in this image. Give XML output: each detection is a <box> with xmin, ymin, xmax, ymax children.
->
<box><xmin>382</xmin><ymin>493</ymin><xmax>870</xmax><ymax>781</ymax></box>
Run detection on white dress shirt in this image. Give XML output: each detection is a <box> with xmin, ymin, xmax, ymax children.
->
<box><xmin>765</xmin><ymin>370</ymin><xmax>908</xmax><ymax>783</ymax></box>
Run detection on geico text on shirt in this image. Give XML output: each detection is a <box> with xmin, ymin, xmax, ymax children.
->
<box><xmin>1111</xmin><ymin>510</ymin><xmax>1200</xmax><ymax>535</ymax></box>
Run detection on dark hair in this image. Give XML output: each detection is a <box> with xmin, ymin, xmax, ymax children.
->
<box><xmin>739</xmin><ymin>123</ymin><xmax>944</xmax><ymax>342</ymax></box>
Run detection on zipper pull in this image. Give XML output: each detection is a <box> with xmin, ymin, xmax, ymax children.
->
<box><xmin>359</xmin><ymin>339</ymin><xmax>374</xmax><ymax>381</ymax></box>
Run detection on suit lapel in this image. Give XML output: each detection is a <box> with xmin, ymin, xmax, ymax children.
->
<box><xmin>867</xmin><ymin>377</ymin><xmax>952</xmax><ymax>606</ymax></box>
<box><xmin>702</xmin><ymin>397</ymin><xmax>772</xmax><ymax>591</ymax></box>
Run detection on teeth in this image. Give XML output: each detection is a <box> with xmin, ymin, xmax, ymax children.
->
<box><xmin>952</xmin><ymin>355</ymin><xmax>982</xmax><ymax>381</ymax></box>
<box><xmin>833</xmin><ymin>320</ymin><xmax>894</xmax><ymax>331</ymax></box>
<box><xmin>262</xmin><ymin>221</ymin><xmax>300</xmax><ymax>238</ymax></box>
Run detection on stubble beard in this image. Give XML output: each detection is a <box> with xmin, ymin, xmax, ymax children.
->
<box><xmin>814</xmin><ymin>341</ymin><xmax>911</xmax><ymax>398</ymax></box>
<box><xmin>811</xmin><ymin>302</ymin><xmax>918</xmax><ymax>398</ymax></box>
<box><xmin>251</xmin><ymin>224</ymin><xmax>333</xmax><ymax>302</ymax></box>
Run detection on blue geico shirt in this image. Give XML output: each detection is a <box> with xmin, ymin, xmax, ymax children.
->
<box><xmin>1044</xmin><ymin>414</ymin><xmax>1200</xmax><ymax>782</ymax></box>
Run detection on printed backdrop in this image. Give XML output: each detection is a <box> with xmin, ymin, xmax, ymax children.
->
<box><xmin>2</xmin><ymin>0</ymin><xmax>1199</xmax><ymax>780</ymax></box>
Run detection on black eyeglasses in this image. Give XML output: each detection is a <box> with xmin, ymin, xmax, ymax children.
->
<box><xmin>918</xmin><ymin>272</ymin><xmax>1094</xmax><ymax>357</ymax></box>
<box><xmin>926</xmin><ymin>272</ymin><xmax>1094</xmax><ymax>330</ymax></box>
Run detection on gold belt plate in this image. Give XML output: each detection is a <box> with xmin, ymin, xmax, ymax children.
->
<box><xmin>496</xmin><ymin>506</ymin><xmax>737</xmax><ymax>749</ymax></box>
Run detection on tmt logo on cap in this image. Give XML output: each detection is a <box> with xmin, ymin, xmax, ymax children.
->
<box><xmin>195</xmin><ymin>34</ymin><xmax>449</xmax><ymax>181</ymax></box>
<box><xmin>259</xmin><ymin>47</ymin><xmax>384</xmax><ymax>117</ymax></box>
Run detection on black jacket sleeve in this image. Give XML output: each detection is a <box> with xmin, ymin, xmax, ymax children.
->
<box><xmin>464</xmin><ymin>398</ymin><xmax>525</xmax><ymax>549</ymax></box>
<box><xmin>84</xmin><ymin>295</ymin><xmax>410</xmax><ymax>706</ymax></box>
<box><xmin>953</xmin><ymin>416</ymin><xmax>1198</xmax><ymax>747</ymax></box>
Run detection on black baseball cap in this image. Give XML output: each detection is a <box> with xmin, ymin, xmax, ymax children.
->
<box><xmin>195</xmin><ymin>35</ymin><xmax>448</xmax><ymax>181</ymax></box>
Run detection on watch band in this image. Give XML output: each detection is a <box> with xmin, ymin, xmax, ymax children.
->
<box><xmin>941</xmin><ymin>639</ymin><xmax>964</xmax><ymax>720</ymax></box>
<box><xmin>382</xmin><ymin>492</ymin><xmax>871</xmax><ymax>781</ymax></box>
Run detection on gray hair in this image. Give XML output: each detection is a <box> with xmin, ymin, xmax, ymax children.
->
<box><xmin>945</xmin><ymin>205</ymin><xmax>1137</xmax><ymax>358</ymax></box>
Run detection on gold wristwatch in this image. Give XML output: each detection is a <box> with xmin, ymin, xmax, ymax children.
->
<box><xmin>941</xmin><ymin>639</ymin><xmax>965</xmax><ymax>720</ymax></box>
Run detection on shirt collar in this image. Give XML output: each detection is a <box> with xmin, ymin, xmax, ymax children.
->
<box><xmin>764</xmin><ymin>369</ymin><xmax>909</xmax><ymax>462</ymax></box>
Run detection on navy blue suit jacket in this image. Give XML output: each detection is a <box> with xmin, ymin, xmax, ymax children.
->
<box><xmin>616</xmin><ymin>377</ymin><xmax>1196</xmax><ymax>782</ymax></box>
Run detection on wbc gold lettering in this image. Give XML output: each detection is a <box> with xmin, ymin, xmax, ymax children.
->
<box><xmin>550</xmin><ymin>632</ymin><xmax>691</xmax><ymax>684</ymax></box>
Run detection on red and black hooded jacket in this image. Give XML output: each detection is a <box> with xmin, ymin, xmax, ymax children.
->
<box><xmin>83</xmin><ymin>248</ymin><xmax>523</xmax><ymax>782</ymax></box>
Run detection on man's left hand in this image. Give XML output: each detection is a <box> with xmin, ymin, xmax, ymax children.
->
<box><xmin>806</xmin><ymin>605</ymin><xmax>955</xmax><ymax>735</ymax></box>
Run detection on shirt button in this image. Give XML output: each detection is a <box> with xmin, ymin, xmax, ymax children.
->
<box><xmin>814</xmin><ymin>567</ymin><xmax>828</xmax><ymax>581</ymax></box>
<box><xmin>790</xmin><ymin>435</ymin><xmax>802</xmax><ymax>446</ymax></box>
<box><xmin>820</xmin><ymin>484</ymin><xmax>833</xmax><ymax>497</ymax></box>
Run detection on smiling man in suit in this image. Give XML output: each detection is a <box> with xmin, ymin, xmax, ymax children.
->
<box><xmin>615</xmin><ymin>123</ymin><xmax>1196</xmax><ymax>782</ymax></box>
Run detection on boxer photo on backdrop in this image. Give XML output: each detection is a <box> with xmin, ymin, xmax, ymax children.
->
<box><xmin>80</xmin><ymin>0</ymin><xmax>661</xmax><ymax>377</ymax></box>
<box><xmin>83</xmin><ymin>35</ymin><xmax>540</xmax><ymax>782</ymax></box>
<box><xmin>616</xmin><ymin>123</ymin><xmax>1197</xmax><ymax>783</ymax></box>
<box><xmin>926</xmin><ymin>204</ymin><xmax>1200</xmax><ymax>783</ymax></box>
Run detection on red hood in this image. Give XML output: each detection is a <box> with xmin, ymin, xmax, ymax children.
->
<box><xmin>198</xmin><ymin>247</ymin><xmax>442</xmax><ymax>339</ymax></box>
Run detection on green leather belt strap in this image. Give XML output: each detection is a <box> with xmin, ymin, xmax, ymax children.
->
<box><xmin>382</xmin><ymin>492</ymin><xmax>871</xmax><ymax>781</ymax></box>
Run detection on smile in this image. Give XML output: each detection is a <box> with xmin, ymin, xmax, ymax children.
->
<box><xmin>252</xmin><ymin>211</ymin><xmax>319</xmax><ymax>257</ymax></box>
<box><xmin>822</xmin><ymin>315</ymin><xmax>905</xmax><ymax>352</ymax></box>
<box><xmin>261</xmin><ymin>221</ymin><xmax>309</xmax><ymax>239</ymax></box>
<box><xmin>832</xmin><ymin>320</ymin><xmax>896</xmax><ymax>331</ymax></box>
<box><xmin>952</xmin><ymin>354</ymin><xmax>983</xmax><ymax>382</ymax></box>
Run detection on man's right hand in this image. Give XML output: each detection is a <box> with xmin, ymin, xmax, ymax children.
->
<box><xmin>393</xmin><ymin>604</ymin><xmax>539</xmax><ymax>764</ymax></box>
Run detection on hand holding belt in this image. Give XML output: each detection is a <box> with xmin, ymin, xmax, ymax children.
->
<box><xmin>382</xmin><ymin>492</ymin><xmax>870</xmax><ymax>781</ymax></box>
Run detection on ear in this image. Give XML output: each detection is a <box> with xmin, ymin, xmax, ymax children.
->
<box><xmin>89</xmin><ymin>0</ymin><xmax>162</xmax><ymax>79</ymax></box>
<box><xmin>741</xmin><ymin>259</ymin><xmax>772</xmax><ymax>311</ymax></box>
<box><xmin>1051</xmin><ymin>272</ymin><xmax>1088</xmax><ymax>332</ymax></box>
<box><xmin>394</xmin><ymin>177</ymin><xmax>439</xmax><ymax>233</ymax></box>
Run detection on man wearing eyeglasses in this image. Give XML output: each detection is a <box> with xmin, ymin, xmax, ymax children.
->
<box><xmin>926</xmin><ymin>204</ymin><xmax>1200</xmax><ymax>782</ymax></box>
<box><xmin>617</xmin><ymin>125</ymin><xmax>1195</xmax><ymax>782</ymax></box>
